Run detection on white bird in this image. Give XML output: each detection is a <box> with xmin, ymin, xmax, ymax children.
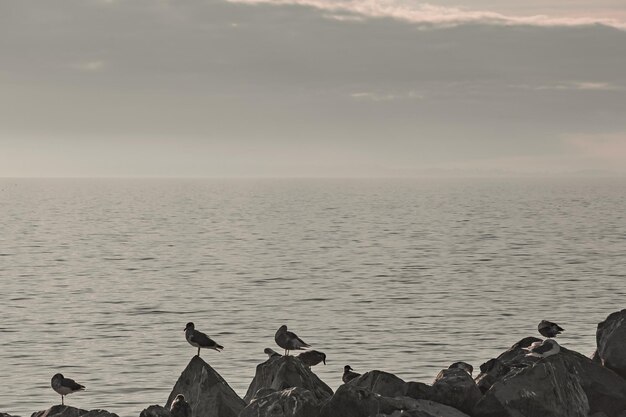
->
<box><xmin>184</xmin><ymin>322</ymin><xmax>223</xmax><ymax>357</ymax></box>
<box><xmin>524</xmin><ymin>339</ymin><xmax>561</xmax><ymax>358</ymax></box>
<box><xmin>51</xmin><ymin>373</ymin><xmax>85</xmax><ymax>405</ymax></box>
<box><xmin>274</xmin><ymin>325</ymin><xmax>311</xmax><ymax>355</ymax></box>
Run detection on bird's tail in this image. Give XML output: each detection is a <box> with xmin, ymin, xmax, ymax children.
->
<box><xmin>216</xmin><ymin>344</ymin><xmax>224</xmax><ymax>351</ymax></box>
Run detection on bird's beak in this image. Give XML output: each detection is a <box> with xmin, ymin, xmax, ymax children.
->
<box><xmin>323</xmin><ymin>358</ymin><xmax>326</xmax><ymax>365</ymax></box>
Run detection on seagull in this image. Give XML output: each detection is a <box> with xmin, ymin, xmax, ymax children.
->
<box><xmin>51</xmin><ymin>373</ymin><xmax>85</xmax><ymax>405</ymax></box>
<box><xmin>342</xmin><ymin>365</ymin><xmax>360</xmax><ymax>383</ymax></box>
<box><xmin>170</xmin><ymin>394</ymin><xmax>192</xmax><ymax>417</ymax></box>
<box><xmin>274</xmin><ymin>325</ymin><xmax>311</xmax><ymax>355</ymax></box>
<box><xmin>448</xmin><ymin>361</ymin><xmax>473</xmax><ymax>376</ymax></box>
<box><xmin>538</xmin><ymin>320</ymin><xmax>564</xmax><ymax>338</ymax></box>
<box><xmin>264</xmin><ymin>348</ymin><xmax>281</xmax><ymax>359</ymax></box>
<box><xmin>298</xmin><ymin>350</ymin><xmax>326</xmax><ymax>368</ymax></box>
<box><xmin>524</xmin><ymin>339</ymin><xmax>561</xmax><ymax>358</ymax></box>
<box><xmin>184</xmin><ymin>322</ymin><xmax>223</xmax><ymax>357</ymax></box>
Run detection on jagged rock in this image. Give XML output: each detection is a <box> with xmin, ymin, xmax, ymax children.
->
<box><xmin>431</xmin><ymin>368</ymin><xmax>481</xmax><ymax>414</ymax></box>
<box><xmin>320</xmin><ymin>384</ymin><xmax>469</xmax><ymax>417</ymax></box>
<box><xmin>473</xmin><ymin>352</ymin><xmax>590</xmax><ymax>417</ymax></box>
<box><xmin>474</xmin><ymin>337</ymin><xmax>541</xmax><ymax>393</ymax></box>
<box><xmin>319</xmin><ymin>384</ymin><xmax>401</xmax><ymax>417</ymax></box>
<box><xmin>2</xmin><ymin>413</ymin><xmax>21</xmax><ymax>417</ymax></box>
<box><xmin>31</xmin><ymin>406</ymin><xmax>89</xmax><ymax>417</ymax></box>
<box><xmin>474</xmin><ymin>344</ymin><xmax>626</xmax><ymax>417</ymax></box>
<box><xmin>139</xmin><ymin>405</ymin><xmax>171</xmax><ymax>417</ymax></box>
<box><xmin>350</xmin><ymin>371</ymin><xmax>408</xmax><ymax>397</ymax></box>
<box><xmin>79</xmin><ymin>412</ymin><xmax>118</xmax><ymax>417</ymax></box>
<box><xmin>239</xmin><ymin>387</ymin><xmax>321</xmax><ymax>417</ymax></box>
<box><xmin>31</xmin><ymin>407</ymin><xmax>118</xmax><ymax>417</ymax></box>
<box><xmin>405</xmin><ymin>382</ymin><xmax>434</xmax><ymax>400</ymax></box>
<box><xmin>165</xmin><ymin>356</ymin><xmax>245</xmax><ymax>417</ymax></box>
<box><xmin>597</xmin><ymin>309</ymin><xmax>626</xmax><ymax>379</ymax></box>
<box><xmin>244</xmin><ymin>355</ymin><xmax>333</xmax><ymax>404</ymax></box>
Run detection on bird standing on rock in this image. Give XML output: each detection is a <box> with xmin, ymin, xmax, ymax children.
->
<box><xmin>184</xmin><ymin>322</ymin><xmax>223</xmax><ymax>357</ymax></box>
<box><xmin>51</xmin><ymin>373</ymin><xmax>85</xmax><ymax>406</ymax></box>
<box><xmin>298</xmin><ymin>350</ymin><xmax>326</xmax><ymax>368</ymax></box>
<box><xmin>538</xmin><ymin>320</ymin><xmax>564</xmax><ymax>338</ymax></box>
<box><xmin>342</xmin><ymin>365</ymin><xmax>360</xmax><ymax>383</ymax></box>
<box><xmin>170</xmin><ymin>394</ymin><xmax>192</xmax><ymax>417</ymax></box>
<box><xmin>274</xmin><ymin>325</ymin><xmax>311</xmax><ymax>355</ymax></box>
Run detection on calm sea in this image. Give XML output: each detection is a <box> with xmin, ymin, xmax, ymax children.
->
<box><xmin>1</xmin><ymin>178</ymin><xmax>625</xmax><ymax>416</ymax></box>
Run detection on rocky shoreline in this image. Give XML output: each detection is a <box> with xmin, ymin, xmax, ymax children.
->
<box><xmin>3</xmin><ymin>309</ymin><xmax>626</xmax><ymax>417</ymax></box>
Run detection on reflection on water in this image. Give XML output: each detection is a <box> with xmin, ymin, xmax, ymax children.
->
<box><xmin>1</xmin><ymin>178</ymin><xmax>625</xmax><ymax>416</ymax></box>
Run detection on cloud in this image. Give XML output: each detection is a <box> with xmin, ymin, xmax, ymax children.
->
<box><xmin>226</xmin><ymin>0</ymin><xmax>626</xmax><ymax>29</ymax></box>
<box><xmin>351</xmin><ymin>90</ymin><xmax>425</xmax><ymax>101</ymax></box>
<box><xmin>72</xmin><ymin>60</ymin><xmax>106</xmax><ymax>72</ymax></box>
<box><xmin>512</xmin><ymin>81</ymin><xmax>626</xmax><ymax>92</ymax></box>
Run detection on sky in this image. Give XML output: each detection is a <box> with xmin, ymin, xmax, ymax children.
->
<box><xmin>1</xmin><ymin>0</ymin><xmax>625</xmax><ymax>177</ymax></box>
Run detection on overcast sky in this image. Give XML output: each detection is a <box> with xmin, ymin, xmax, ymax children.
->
<box><xmin>1</xmin><ymin>0</ymin><xmax>625</xmax><ymax>177</ymax></box>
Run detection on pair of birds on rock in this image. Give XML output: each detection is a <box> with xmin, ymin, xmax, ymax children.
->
<box><xmin>524</xmin><ymin>320</ymin><xmax>565</xmax><ymax>358</ymax></box>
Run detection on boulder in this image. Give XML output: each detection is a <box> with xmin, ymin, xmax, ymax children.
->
<box><xmin>473</xmin><ymin>352</ymin><xmax>590</xmax><ymax>417</ymax></box>
<box><xmin>165</xmin><ymin>356</ymin><xmax>245</xmax><ymax>417</ymax></box>
<box><xmin>31</xmin><ymin>407</ymin><xmax>118</xmax><ymax>417</ymax></box>
<box><xmin>597</xmin><ymin>309</ymin><xmax>626</xmax><ymax>379</ymax></box>
<box><xmin>474</xmin><ymin>337</ymin><xmax>541</xmax><ymax>393</ymax></box>
<box><xmin>320</xmin><ymin>384</ymin><xmax>469</xmax><ymax>417</ymax></box>
<box><xmin>474</xmin><ymin>345</ymin><xmax>626</xmax><ymax>417</ymax></box>
<box><xmin>405</xmin><ymin>382</ymin><xmax>434</xmax><ymax>401</ymax></box>
<box><xmin>350</xmin><ymin>371</ymin><xmax>409</xmax><ymax>397</ymax></box>
<box><xmin>139</xmin><ymin>406</ymin><xmax>171</xmax><ymax>417</ymax></box>
<box><xmin>31</xmin><ymin>407</ymin><xmax>88</xmax><ymax>417</ymax></box>
<box><xmin>239</xmin><ymin>387</ymin><xmax>321</xmax><ymax>417</ymax></box>
<box><xmin>244</xmin><ymin>355</ymin><xmax>333</xmax><ymax>404</ymax></box>
<box><xmin>431</xmin><ymin>368</ymin><xmax>481</xmax><ymax>414</ymax></box>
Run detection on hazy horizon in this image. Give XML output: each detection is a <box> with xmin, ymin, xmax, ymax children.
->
<box><xmin>1</xmin><ymin>0</ymin><xmax>625</xmax><ymax>177</ymax></box>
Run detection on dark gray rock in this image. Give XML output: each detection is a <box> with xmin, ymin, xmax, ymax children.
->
<box><xmin>474</xmin><ymin>337</ymin><xmax>541</xmax><ymax>393</ymax></box>
<box><xmin>165</xmin><ymin>356</ymin><xmax>245</xmax><ymax>417</ymax></box>
<box><xmin>320</xmin><ymin>384</ymin><xmax>469</xmax><ymax>417</ymax></box>
<box><xmin>431</xmin><ymin>368</ymin><xmax>481</xmax><ymax>414</ymax></box>
<box><xmin>597</xmin><ymin>309</ymin><xmax>626</xmax><ymax>379</ymax></box>
<box><xmin>350</xmin><ymin>371</ymin><xmax>408</xmax><ymax>397</ymax></box>
<box><xmin>473</xmin><ymin>352</ymin><xmax>590</xmax><ymax>417</ymax></box>
<box><xmin>2</xmin><ymin>413</ymin><xmax>21</xmax><ymax>417</ymax></box>
<box><xmin>405</xmin><ymin>382</ymin><xmax>434</xmax><ymax>401</ymax></box>
<box><xmin>239</xmin><ymin>387</ymin><xmax>321</xmax><ymax>417</ymax></box>
<box><xmin>474</xmin><ymin>344</ymin><xmax>626</xmax><ymax>417</ymax></box>
<box><xmin>31</xmin><ymin>407</ymin><xmax>118</xmax><ymax>417</ymax></box>
<box><xmin>139</xmin><ymin>405</ymin><xmax>171</xmax><ymax>417</ymax></box>
<box><xmin>244</xmin><ymin>355</ymin><xmax>333</xmax><ymax>404</ymax></box>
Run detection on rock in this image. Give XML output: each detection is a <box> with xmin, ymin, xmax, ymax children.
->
<box><xmin>350</xmin><ymin>371</ymin><xmax>408</xmax><ymax>397</ymax></box>
<box><xmin>473</xmin><ymin>352</ymin><xmax>590</xmax><ymax>417</ymax></box>
<box><xmin>319</xmin><ymin>384</ymin><xmax>400</xmax><ymax>417</ymax></box>
<box><xmin>2</xmin><ymin>413</ymin><xmax>21</xmax><ymax>417</ymax></box>
<box><xmin>474</xmin><ymin>337</ymin><xmax>541</xmax><ymax>393</ymax></box>
<box><xmin>239</xmin><ymin>387</ymin><xmax>321</xmax><ymax>417</ymax></box>
<box><xmin>165</xmin><ymin>356</ymin><xmax>245</xmax><ymax>417</ymax></box>
<box><xmin>405</xmin><ymin>382</ymin><xmax>434</xmax><ymax>401</ymax></box>
<box><xmin>597</xmin><ymin>309</ymin><xmax>626</xmax><ymax>379</ymax></box>
<box><xmin>244</xmin><ymin>355</ymin><xmax>333</xmax><ymax>404</ymax></box>
<box><xmin>79</xmin><ymin>412</ymin><xmax>118</xmax><ymax>417</ymax></box>
<box><xmin>31</xmin><ymin>407</ymin><xmax>118</xmax><ymax>417</ymax></box>
<box><xmin>320</xmin><ymin>384</ymin><xmax>469</xmax><ymax>417</ymax></box>
<box><xmin>431</xmin><ymin>368</ymin><xmax>481</xmax><ymax>414</ymax></box>
<box><xmin>474</xmin><ymin>344</ymin><xmax>626</xmax><ymax>417</ymax></box>
<box><xmin>139</xmin><ymin>406</ymin><xmax>171</xmax><ymax>417</ymax></box>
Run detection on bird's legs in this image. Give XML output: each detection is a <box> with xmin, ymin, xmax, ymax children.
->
<box><xmin>197</xmin><ymin>347</ymin><xmax>201</xmax><ymax>357</ymax></box>
<box><xmin>61</xmin><ymin>395</ymin><xmax>64</xmax><ymax>406</ymax></box>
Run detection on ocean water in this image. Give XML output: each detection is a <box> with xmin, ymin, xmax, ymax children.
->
<box><xmin>1</xmin><ymin>178</ymin><xmax>625</xmax><ymax>416</ymax></box>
